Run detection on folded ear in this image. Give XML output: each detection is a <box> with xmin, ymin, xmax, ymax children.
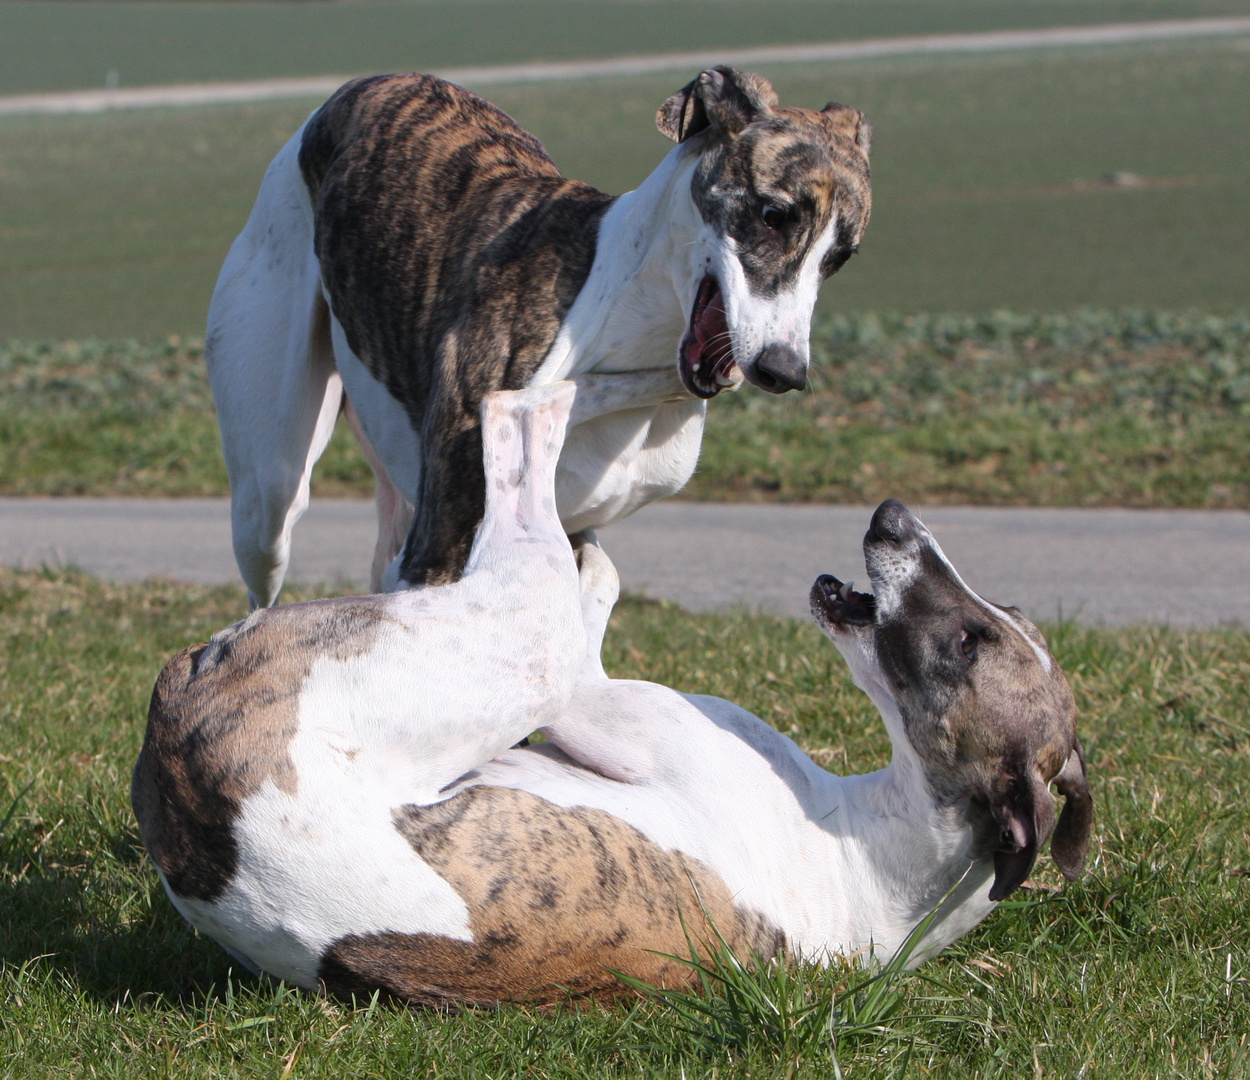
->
<box><xmin>1050</xmin><ymin>740</ymin><xmax>1093</xmax><ymax>881</ymax></box>
<box><xmin>989</xmin><ymin>770</ymin><xmax>1055</xmax><ymax>902</ymax></box>
<box><xmin>821</xmin><ymin>102</ymin><xmax>872</xmax><ymax>157</ymax></box>
<box><xmin>656</xmin><ymin>66</ymin><xmax>779</xmax><ymax>143</ymax></box>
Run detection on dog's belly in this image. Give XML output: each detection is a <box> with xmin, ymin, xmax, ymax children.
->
<box><xmin>332</xmin><ymin>318</ymin><xmax>424</xmax><ymax>499</ymax></box>
<box><xmin>172</xmin><ymin>756</ymin><xmax>781</xmax><ymax>1004</ymax></box>
<box><xmin>555</xmin><ymin>397</ymin><xmax>707</xmax><ymax>533</ymax></box>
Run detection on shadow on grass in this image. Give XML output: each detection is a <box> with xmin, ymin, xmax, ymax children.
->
<box><xmin>0</xmin><ymin>825</ymin><xmax>259</xmax><ymax>1009</ymax></box>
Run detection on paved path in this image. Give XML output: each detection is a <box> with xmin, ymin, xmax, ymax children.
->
<box><xmin>3</xmin><ymin>17</ymin><xmax>1248</xmax><ymax>116</ymax></box>
<box><xmin>1</xmin><ymin>498</ymin><xmax>1245</xmax><ymax>627</ymax></box>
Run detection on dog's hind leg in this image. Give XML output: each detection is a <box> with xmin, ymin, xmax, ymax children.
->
<box><xmin>570</xmin><ymin>531</ymin><xmax>619</xmax><ymax>680</ymax></box>
<box><xmin>465</xmin><ymin>383</ymin><xmax>579</xmax><ymax>573</ymax></box>
<box><xmin>206</xmin><ymin>128</ymin><xmax>341</xmax><ymax>609</ymax></box>
<box><xmin>380</xmin><ymin>382</ymin><xmax>586</xmax><ymax>786</ymax></box>
<box><xmin>342</xmin><ymin>395</ymin><xmax>414</xmax><ymax>593</ymax></box>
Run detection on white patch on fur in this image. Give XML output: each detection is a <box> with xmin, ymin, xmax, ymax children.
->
<box><xmin>712</xmin><ymin>212</ymin><xmax>838</xmax><ymax>378</ymax></box>
<box><xmin>535</xmin><ymin>147</ymin><xmax>703</xmax><ymax>383</ymax></box>
<box><xmin>169</xmin><ymin>742</ymin><xmax>475</xmax><ymax>990</ymax></box>
<box><xmin>866</xmin><ymin>545</ymin><xmax>923</xmax><ymax>620</ymax></box>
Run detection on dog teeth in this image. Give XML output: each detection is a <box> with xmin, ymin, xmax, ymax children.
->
<box><xmin>838</xmin><ymin>581</ymin><xmax>855</xmax><ymax>601</ymax></box>
<box><xmin>715</xmin><ymin>370</ymin><xmax>735</xmax><ymax>387</ymax></box>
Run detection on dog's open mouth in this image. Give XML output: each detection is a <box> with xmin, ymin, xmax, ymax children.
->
<box><xmin>810</xmin><ymin>574</ymin><xmax>877</xmax><ymax>629</ymax></box>
<box><xmin>679</xmin><ymin>275</ymin><xmax>741</xmax><ymax>399</ymax></box>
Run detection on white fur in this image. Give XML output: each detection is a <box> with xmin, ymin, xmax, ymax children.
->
<box><xmin>712</xmin><ymin>211</ymin><xmax>838</xmax><ymax>379</ymax></box>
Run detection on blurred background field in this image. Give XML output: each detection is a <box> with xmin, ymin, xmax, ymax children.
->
<box><xmin>3</xmin><ymin>29</ymin><xmax>1249</xmax><ymax>337</ymax></box>
<box><xmin>4</xmin><ymin>312</ymin><xmax>1248</xmax><ymax>507</ymax></box>
<box><xmin>5</xmin><ymin>0</ymin><xmax>1250</xmax><ymax>95</ymax></box>
<box><xmin>1</xmin><ymin>2</ymin><xmax>1247</xmax><ymax>511</ymax></box>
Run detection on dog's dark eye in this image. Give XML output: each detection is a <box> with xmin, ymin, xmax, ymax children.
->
<box><xmin>960</xmin><ymin>629</ymin><xmax>979</xmax><ymax>662</ymax></box>
<box><xmin>760</xmin><ymin>204</ymin><xmax>787</xmax><ymax>230</ymax></box>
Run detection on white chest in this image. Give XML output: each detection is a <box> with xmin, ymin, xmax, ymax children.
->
<box><xmin>554</xmin><ymin>397</ymin><xmax>707</xmax><ymax>533</ymax></box>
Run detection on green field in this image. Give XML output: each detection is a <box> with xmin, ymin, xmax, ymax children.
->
<box><xmin>4</xmin><ymin>0</ymin><xmax>1250</xmax><ymax>96</ymax></box>
<box><xmin>4</xmin><ymin>311</ymin><xmax>1247</xmax><ymax>508</ymax></box>
<box><xmin>2</xmin><ymin>7</ymin><xmax>1247</xmax><ymax>1075</ymax></box>
<box><xmin>2</xmin><ymin>34</ymin><xmax>1247</xmax><ymax>339</ymax></box>
<box><xmin>1</xmin><ymin>570</ymin><xmax>1246</xmax><ymax>1077</ymax></box>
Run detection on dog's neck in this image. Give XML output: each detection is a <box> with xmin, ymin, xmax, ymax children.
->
<box><xmin>536</xmin><ymin>144</ymin><xmax>705</xmax><ymax>381</ymax></box>
<box><xmin>797</xmin><ymin>649</ymin><xmax>997</xmax><ymax>963</ymax></box>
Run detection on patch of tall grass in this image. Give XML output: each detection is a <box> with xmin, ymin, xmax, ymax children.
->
<box><xmin>2</xmin><ymin>310</ymin><xmax>1247</xmax><ymax>506</ymax></box>
<box><xmin>614</xmin><ymin>886</ymin><xmax>972</xmax><ymax>1077</ymax></box>
<box><xmin>697</xmin><ymin>309</ymin><xmax>1250</xmax><ymax>508</ymax></box>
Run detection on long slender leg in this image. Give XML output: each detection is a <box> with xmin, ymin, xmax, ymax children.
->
<box><xmin>569</xmin><ymin>530</ymin><xmax>619</xmax><ymax>679</ymax></box>
<box><xmin>206</xmin><ymin>130</ymin><xmax>341</xmax><ymax>609</ymax></box>
<box><xmin>379</xmin><ymin>382</ymin><xmax>587</xmax><ymax>786</ymax></box>
<box><xmin>467</xmin><ymin>382</ymin><xmax>579</xmax><ymax>569</ymax></box>
<box><xmin>342</xmin><ymin>395</ymin><xmax>414</xmax><ymax>593</ymax></box>
<box><xmin>566</xmin><ymin>368</ymin><xmax>689</xmax><ymax>426</ymax></box>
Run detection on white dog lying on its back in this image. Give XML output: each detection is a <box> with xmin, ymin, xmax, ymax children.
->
<box><xmin>133</xmin><ymin>384</ymin><xmax>1091</xmax><ymax>1007</ymax></box>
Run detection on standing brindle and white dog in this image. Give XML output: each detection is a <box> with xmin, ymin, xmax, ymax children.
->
<box><xmin>134</xmin><ymin>385</ymin><xmax>1092</xmax><ymax>1006</ymax></box>
<box><xmin>207</xmin><ymin>67</ymin><xmax>871</xmax><ymax>607</ymax></box>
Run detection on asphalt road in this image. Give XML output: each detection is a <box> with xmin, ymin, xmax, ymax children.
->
<box><xmin>1</xmin><ymin>498</ymin><xmax>1245</xmax><ymax>627</ymax></box>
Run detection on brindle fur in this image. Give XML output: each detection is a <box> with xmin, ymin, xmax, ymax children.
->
<box><xmin>317</xmin><ymin>783</ymin><xmax>784</xmax><ymax>1006</ymax></box>
<box><xmin>299</xmin><ymin>75</ymin><xmax>613</xmax><ymax>586</ymax></box>
<box><xmin>132</xmin><ymin>599</ymin><xmax>386</xmax><ymax>901</ymax></box>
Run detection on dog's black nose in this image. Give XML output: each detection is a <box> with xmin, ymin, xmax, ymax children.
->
<box><xmin>747</xmin><ymin>344</ymin><xmax>807</xmax><ymax>393</ymax></box>
<box><xmin>866</xmin><ymin>499</ymin><xmax>917</xmax><ymax>544</ymax></box>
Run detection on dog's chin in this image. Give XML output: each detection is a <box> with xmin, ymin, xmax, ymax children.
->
<box><xmin>810</xmin><ymin>574</ymin><xmax>877</xmax><ymax>635</ymax></box>
<box><xmin>679</xmin><ymin>274</ymin><xmax>742</xmax><ymax>399</ymax></box>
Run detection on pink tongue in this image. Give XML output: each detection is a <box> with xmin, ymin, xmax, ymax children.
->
<box><xmin>694</xmin><ymin>294</ymin><xmax>730</xmax><ymax>368</ymax></box>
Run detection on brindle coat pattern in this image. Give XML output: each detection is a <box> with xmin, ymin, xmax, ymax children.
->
<box><xmin>131</xmin><ymin>598</ymin><xmax>386</xmax><ymax>901</ymax></box>
<box><xmin>299</xmin><ymin>75</ymin><xmax>614</xmax><ymax>587</ymax></box>
<box><xmin>880</xmin><ymin>601</ymin><xmax>1080</xmax><ymax>878</ymax></box>
<box><xmin>298</xmin><ymin>69</ymin><xmax>872</xmax><ymax>589</ymax></box>
<box><xmin>318</xmin><ymin>784</ymin><xmax>784</xmax><ymax>1006</ymax></box>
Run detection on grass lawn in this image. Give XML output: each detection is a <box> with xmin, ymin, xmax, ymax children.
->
<box><xmin>4</xmin><ymin>311</ymin><xmax>1246</xmax><ymax>508</ymax></box>
<box><xmin>2</xmin><ymin>36</ymin><xmax>1248</xmax><ymax>338</ymax></box>
<box><xmin>0</xmin><ymin>569</ymin><xmax>1247</xmax><ymax>1077</ymax></box>
<box><xmin>4</xmin><ymin>0</ymin><xmax>1250</xmax><ymax>97</ymax></box>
